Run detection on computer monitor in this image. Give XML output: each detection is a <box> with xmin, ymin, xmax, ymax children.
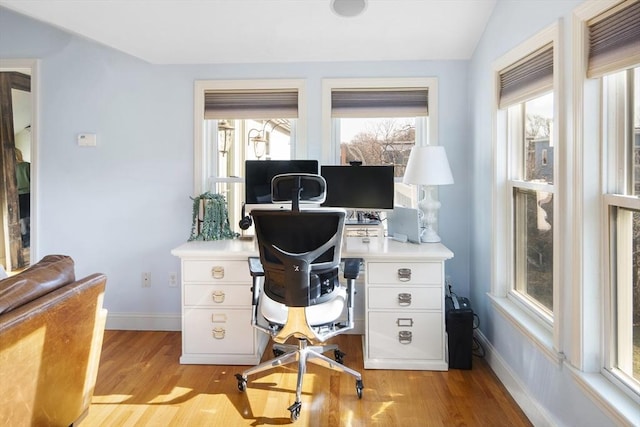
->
<box><xmin>320</xmin><ymin>165</ymin><xmax>394</xmax><ymax>211</ymax></box>
<box><xmin>244</xmin><ymin>160</ymin><xmax>319</xmax><ymax>206</ymax></box>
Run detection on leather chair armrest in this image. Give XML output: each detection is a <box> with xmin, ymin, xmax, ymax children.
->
<box><xmin>0</xmin><ymin>255</ymin><xmax>75</xmax><ymax>314</ymax></box>
<box><xmin>0</xmin><ymin>273</ymin><xmax>107</xmax><ymax>426</ymax></box>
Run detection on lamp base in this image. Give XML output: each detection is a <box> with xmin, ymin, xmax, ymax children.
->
<box><xmin>420</xmin><ymin>226</ymin><xmax>441</xmax><ymax>243</ymax></box>
<box><xmin>418</xmin><ymin>186</ymin><xmax>443</xmax><ymax>244</ymax></box>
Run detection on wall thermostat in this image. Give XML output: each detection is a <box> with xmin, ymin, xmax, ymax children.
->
<box><xmin>77</xmin><ymin>133</ymin><xmax>97</xmax><ymax>146</ymax></box>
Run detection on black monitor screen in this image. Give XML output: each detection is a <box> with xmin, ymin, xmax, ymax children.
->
<box><xmin>244</xmin><ymin>160</ymin><xmax>319</xmax><ymax>204</ymax></box>
<box><xmin>321</xmin><ymin>165</ymin><xmax>394</xmax><ymax>210</ymax></box>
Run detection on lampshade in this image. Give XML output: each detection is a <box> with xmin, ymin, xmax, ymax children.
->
<box><xmin>403</xmin><ymin>145</ymin><xmax>454</xmax><ymax>186</ymax></box>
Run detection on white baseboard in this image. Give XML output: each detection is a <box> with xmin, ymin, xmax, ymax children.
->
<box><xmin>106</xmin><ymin>312</ymin><xmax>181</xmax><ymax>331</ymax></box>
<box><xmin>474</xmin><ymin>330</ymin><xmax>556</xmax><ymax>427</ymax></box>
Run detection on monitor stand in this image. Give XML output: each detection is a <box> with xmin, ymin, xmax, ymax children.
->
<box><xmin>345</xmin><ymin>210</ymin><xmax>381</xmax><ymax>226</ymax></box>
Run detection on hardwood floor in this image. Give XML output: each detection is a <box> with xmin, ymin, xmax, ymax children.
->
<box><xmin>84</xmin><ymin>330</ymin><xmax>532</xmax><ymax>426</ymax></box>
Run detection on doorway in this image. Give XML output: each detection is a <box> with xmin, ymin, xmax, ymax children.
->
<box><xmin>0</xmin><ymin>60</ymin><xmax>36</xmax><ymax>272</ymax></box>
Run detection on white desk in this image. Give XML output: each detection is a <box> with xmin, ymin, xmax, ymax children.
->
<box><xmin>171</xmin><ymin>237</ymin><xmax>453</xmax><ymax>370</ymax></box>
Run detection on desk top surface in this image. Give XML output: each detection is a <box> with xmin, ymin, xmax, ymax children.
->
<box><xmin>172</xmin><ymin>237</ymin><xmax>453</xmax><ymax>261</ymax></box>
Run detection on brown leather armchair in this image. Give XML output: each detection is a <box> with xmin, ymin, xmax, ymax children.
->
<box><xmin>0</xmin><ymin>255</ymin><xmax>107</xmax><ymax>426</ymax></box>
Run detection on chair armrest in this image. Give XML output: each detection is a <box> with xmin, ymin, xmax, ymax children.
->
<box><xmin>247</xmin><ymin>257</ymin><xmax>265</xmax><ymax>329</ymax></box>
<box><xmin>342</xmin><ymin>258</ymin><xmax>361</xmax><ymax>280</ymax></box>
<box><xmin>248</xmin><ymin>257</ymin><xmax>264</xmax><ymax>277</ymax></box>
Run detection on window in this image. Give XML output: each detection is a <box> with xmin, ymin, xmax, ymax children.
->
<box><xmin>602</xmin><ymin>64</ymin><xmax>640</xmax><ymax>394</ymax></box>
<box><xmin>583</xmin><ymin>0</ymin><xmax>640</xmax><ymax>397</ymax></box>
<box><xmin>510</xmin><ymin>93</ymin><xmax>555</xmax><ymax>314</ymax></box>
<box><xmin>497</xmin><ymin>39</ymin><xmax>558</xmax><ymax>323</ymax></box>
<box><xmin>322</xmin><ymin>78</ymin><xmax>437</xmax><ymax>208</ymax></box>
<box><xmin>194</xmin><ymin>79</ymin><xmax>306</xmax><ymax>229</ymax></box>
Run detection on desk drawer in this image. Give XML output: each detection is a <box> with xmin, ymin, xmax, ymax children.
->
<box><xmin>367</xmin><ymin>262</ymin><xmax>442</xmax><ymax>285</ymax></box>
<box><xmin>184</xmin><ymin>308</ymin><xmax>254</xmax><ymax>354</ymax></box>
<box><xmin>184</xmin><ymin>284</ymin><xmax>251</xmax><ymax>307</ymax></box>
<box><xmin>367</xmin><ymin>311</ymin><xmax>443</xmax><ymax>360</ymax></box>
<box><xmin>183</xmin><ymin>260</ymin><xmax>249</xmax><ymax>283</ymax></box>
<box><xmin>368</xmin><ymin>286</ymin><xmax>441</xmax><ymax>310</ymax></box>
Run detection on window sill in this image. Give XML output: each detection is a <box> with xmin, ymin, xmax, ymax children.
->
<box><xmin>565</xmin><ymin>364</ymin><xmax>640</xmax><ymax>426</ymax></box>
<box><xmin>489</xmin><ymin>294</ymin><xmax>640</xmax><ymax>425</ymax></box>
<box><xmin>488</xmin><ymin>293</ymin><xmax>563</xmax><ymax>366</ymax></box>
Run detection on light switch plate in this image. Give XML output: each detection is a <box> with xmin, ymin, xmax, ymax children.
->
<box><xmin>77</xmin><ymin>133</ymin><xmax>97</xmax><ymax>146</ymax></box>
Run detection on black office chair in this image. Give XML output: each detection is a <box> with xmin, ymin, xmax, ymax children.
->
<box><xmin>235</xmin><ymin>173</ymin><xmax>363</xmax><ymax>422</ymax></box>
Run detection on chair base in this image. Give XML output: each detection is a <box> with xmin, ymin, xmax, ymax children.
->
<box><xmin>236</xmin><ymin>339</ymin><xmax>363</xmax><ymax>422</ymax></box>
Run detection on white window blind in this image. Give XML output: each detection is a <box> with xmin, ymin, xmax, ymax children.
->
<box><xmin>587</xmin><ymin>0</ymin><xmax>640</xmax><ymax>78</ymax></box>
<box><xmin>499</xmin><ymin>44</ymin><xmax>554</xmax><ymax>108</ymax></box>
<box><xmin>331</xmin><ymin>89</ymin><xmax>428</xmax><ymax>118</ymax></box>
<box><xmin>204</xmin><ymin>90</ymin><xmax>298</xmax><ymax>119</ymax></box>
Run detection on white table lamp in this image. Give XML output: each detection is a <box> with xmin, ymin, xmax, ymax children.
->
<box><xmin>403</xmin><ymin>145</ymin><xmax>454</xmax><ymax>243</ymax></box>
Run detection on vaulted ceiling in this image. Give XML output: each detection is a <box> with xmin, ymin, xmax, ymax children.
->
<box><xmin>0</xmin><ymin>0</ymin><xmax>496</xmax><ymax>64</ymax></box>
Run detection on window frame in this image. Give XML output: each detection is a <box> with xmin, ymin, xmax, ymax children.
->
<box><xmin>568</xmin><ymin>1</ymin><xmax>640</xmax><ymax>420</ymax></box>
<box><xmin>321</xmin><ymin>77</ymin><xmax>438</xmax><ymax>165</ymax></box>
<box><xmin>507</xmin><ymin>96</ymin><xmax>556</xmax><ymax>325</ymax></box>
<box><xmin>601</xmin><ymin>68</ymin><xmax>640</xmax><ymax>398</ymax></box>
<box><xmin>193</xmin><ymin>79</ymin><xmax>307</xmax><ymax>196</ymax></box>
<box><xmin>491</xmin><ymin>22</ymin><xmax>563</xmax><ymax>361</ymax></box>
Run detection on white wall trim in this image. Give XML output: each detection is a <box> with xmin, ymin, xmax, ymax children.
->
<box><xmin>193</xmin><ymin>78</ymin><xmax>308</xmax><ymax>195</ymax></box>
<box><xmin>565</xmin><ymin>363</ymin><xmax>640</xmax><ymax>426</ymax></box>
<box><xmin>106</xmin><ymin>312</ymin><xmax>181</xmax><ymax>331</ymax></box>
<box><xmin>320</xmin><ymin>77</ymin><xmax>438</xmax><ymax>164</ymax></box>
<box><xmin>490</xmin><ymin>20</ymin><xmax>564</xmax><ymax>354</ymax></box>
<box><xmin>0</xmin><ymin>58</ymin><xmax>39</xmax><ymax>264</ymax></box>
<box><xmin>474</xmin><ymin>329</ymin><xmax>556</xmax><ymax>427</ymax></box>
<box><xmin>490</xmin><ymin>21</ymin><xmax>560</xmax><ymax>300</ymax></box>
<box><xmin>487</xmin><ymin>295</ymin><xmax>640</xmax><ymax>425</ymax></box>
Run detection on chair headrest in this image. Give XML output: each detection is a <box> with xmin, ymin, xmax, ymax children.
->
<box><xmin>271</xmin><ymin>173</ymin><xmax>326</xmax><ymax>206</ymax></box>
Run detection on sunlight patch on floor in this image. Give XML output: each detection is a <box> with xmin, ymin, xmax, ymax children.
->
<box><xmin>239</xmin><ymin>370</ymin><xmax>320</xmax><ymax>419</ymax></box>
<box><xmin>342</xmin><ymin>410</ymin><xmax>356</xmax><ymax>427</ymax></box>
<box><xmin>371</xmin><ymin>401</ymin><xmax>395</xmax><ymax>421</ymax></box>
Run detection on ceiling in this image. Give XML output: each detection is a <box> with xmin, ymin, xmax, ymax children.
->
<box><xmin>0</xmin><ymin>0</ymin><xmax>496</xmax><ymax>64</ymax></box>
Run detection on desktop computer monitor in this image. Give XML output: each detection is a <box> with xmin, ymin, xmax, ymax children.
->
<box><xmin>244</xmin><ymin>160</ymin><xmax>319</xmax><ymax>206</ymax></box>
<box><xmin>320</xmin><ymin>165</ymin><xmax>394</xmax><ymax>211</ymax></box>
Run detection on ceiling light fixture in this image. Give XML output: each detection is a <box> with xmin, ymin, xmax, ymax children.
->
<box><xmin>331</xmin><ymin>0</ymin><xmax>367</xmax><ymax>18</ymax></box>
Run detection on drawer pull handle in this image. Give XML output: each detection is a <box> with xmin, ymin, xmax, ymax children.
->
<box><xmin>212</xmin><ymin>290</ymin><xmax>225</xmax><ymax>303</ymax></box>
<box><xmin>212</xmin><ymin>327</ymin><xmax>226</xmax><ymax>339</ymax></box>
<box><xmin>211</xmin><ymin>313</ymin><xmax>227</xmax><ymax>323</ymax></box>
<box><xmin>398</xmin><ymin>293</ymin><xmax>412</xmax><ymax>306</ymax></box>
<box><xmin>396</xmin><ymin>318</ymin><xmax>414</xmax><ymax>327</ymax></box>
<box><xmin>212</xmin><ymin>266</ymin><xmax>224</xmax><ymax>279</ymax></box>
<box><xmin>397</xmin><ymin>268</ymin><xmax>412</xmax><ymax>282</ymax></box>
<box><xmin>398</xmin><ymin>331</ymin><xmax>412</xmax><ymax>344</ymax></box>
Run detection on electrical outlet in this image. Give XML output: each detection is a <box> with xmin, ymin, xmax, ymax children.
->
<box><xmin>169</xmin><ymin>272</ymin><xmax>178</xmax><ymax>287</ymax></box>
<box><xmin>142</xmin><ymin>272</ymin><xmax>151</xmax><ymax>288</ymax></box>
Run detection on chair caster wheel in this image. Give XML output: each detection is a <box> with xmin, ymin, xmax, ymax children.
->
<box><xmin>235</xmin><ymin>374</ymin><xmax>247</xmax><ymax>392</ymax></box>
<box><xmin>356</xmin><ymin>379</ymin><xmax>364</xmax><ymax>399</ymax></box>
<box><xmin>288</xmin><ymin>401</ymin><xmax>302</xmax><ymax>422</ymax></box>
<box><xmin>334</xmin><ymin>349</ymin><xmax>346</xmax><ymax>364</ymax></box>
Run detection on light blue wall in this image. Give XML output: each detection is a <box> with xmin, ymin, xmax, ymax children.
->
<box><xmin>468</xmin><ymin>1</ymin><xmax>617</xmax><ymax>426</ymax></box>
<box><xmin>2</xmin><ymin>1</ymin><xmax>631</xmax><ymax>425</ymax></box>
<box><xmin>0</xmin><ymin>7</ymin><xmax>470</xmax><ymax>317</ymax></box>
